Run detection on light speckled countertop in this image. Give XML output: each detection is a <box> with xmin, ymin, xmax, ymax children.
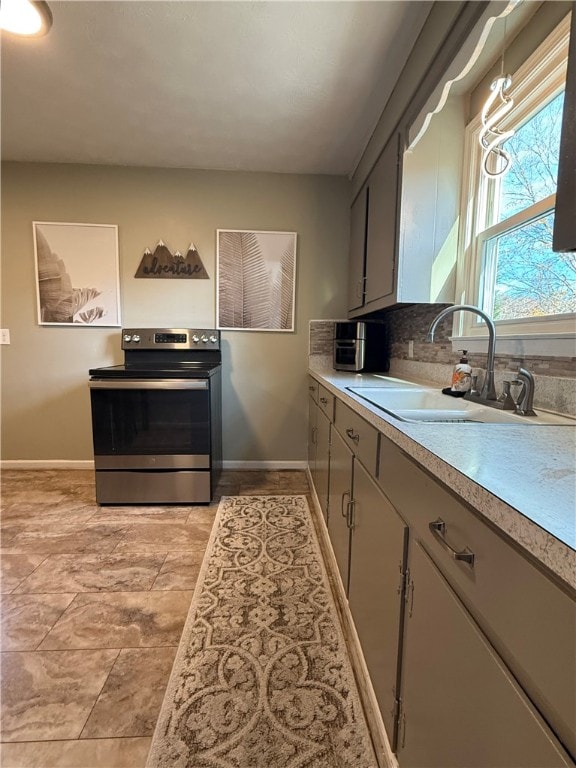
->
<box><xmin>309</xmin><ymin>361</ymin><xmax>576</xmax><ymax>590</ymax></box>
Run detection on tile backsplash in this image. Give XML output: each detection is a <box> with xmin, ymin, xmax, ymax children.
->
<box><xmin>385</xmin><ymin>304</ymin><xmax>576</xmax><ymax>379</ymax></box>
<box><xmin>309</xmin><ymin>308</ymin><xmax>576</xmax><ymax>416</ymax></box>
<box><xmin>308</xmin><ymin>319</ymin><xmax>339</xmax><ymax>356</ymax></box>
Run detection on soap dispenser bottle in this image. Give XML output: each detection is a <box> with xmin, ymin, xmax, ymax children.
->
<box><xmin>451</xmin><ymin>350</ymin><xmax>472</xmax><ymax>393</ymax></box>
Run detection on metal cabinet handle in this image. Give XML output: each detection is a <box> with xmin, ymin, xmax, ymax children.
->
<box><xmin>404</xmin><ymin>575</ymin><xmax>415</xmax><ymax>618</ymax></box>
<box><xmin>346</xmin><ymin>498</ymin><xmax>355</xmax><ymax>530</ymax></box>
<box><xmin>311</xmin><ymin>426</ymin><xmax>317</xmax><ymax>445</ymax></box>
<box><xmin>320</xmin><ymin>397</ymin><xmax>328</xmax><ymax>405</ymax></box>
<box><xmin>309</xmin><ymin>385</ymin><xmax>316</xmax><ymax>393</ymax></box>
<box><xmin>341</xmin><ymin>490</ymin><xmax>351</xmax><ymax>518</ymax></box>
<box><xmin>345</xmin><ymin>428</ymin><xmax>360</xmax><ymax>444</ymax></box>
<box><xmin>429</xmin><ymin>519</ymin><xmax>475</xmax><ymax>566</ymax></box>
<box><xmin>399</xmin><ymin>710</ymin><xmax>407</xmax><ymax>750</ymax></box>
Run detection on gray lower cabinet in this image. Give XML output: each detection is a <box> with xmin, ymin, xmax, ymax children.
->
<box><xmin>314</xmin><ymin>407</ymin><xmax>330</xmax><ymax>521</ymax></box>
<box><xmin>378</xmin><ymin>433</ymin><xmax>576</xmax><ymax>761</ymax></box>
<box><xmin>307</xmin><ymin>393</ymin><xmax>317</xmax><ymax>472</ymax></box>
<box><xmin>308</xmin><ymin>392</ymin><xmax>330</xmax><ymax>522</ymax></box>
<box><xmin>326</xmin><ymin>425</ymin><xmax>353</xmax><ymax>592</ymax></box>
<box><xmin>347</xmin><ymin>459</ymin><xmax>408</xmax><ymax>751</ymax></box>
<box><xmin>398</xmin><ymin>541</ymin><xmax>573</xmax><ymax>768</ymax></box>
<box><xmin>327</xmin><ymin>421</ymin><xmax>408</xmax><ymax>750</ymax></box>
<box><xmin>308</xmin><ymin>386</ymin><xmax>575</xmax><ymax>767</ymax></box>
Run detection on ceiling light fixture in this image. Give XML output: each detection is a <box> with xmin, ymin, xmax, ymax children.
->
<box><xmin>0</xmin><ymin>0</ymin><xmax>52</xmax><ymax>37</ymax></box>
<box><xmin>479</xmin><ymin>74</ymin><xmax>515</xmax><ymax>177</ymax></box>
<box><xmin>479</xmin><ymin>15</ymin><xmax>515</xmax><ymax>178</ymax></box>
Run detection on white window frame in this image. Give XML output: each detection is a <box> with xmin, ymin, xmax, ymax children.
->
<box><xmin>454</xmin><ymin>13</ymin><xmax>575</xmax><ymax>354</ymax></box>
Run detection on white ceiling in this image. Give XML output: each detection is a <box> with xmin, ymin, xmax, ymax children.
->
<box><xmin>0</xmin><ymin>0</ymin><xmax>432</xmax><ymax>175</ymax></box>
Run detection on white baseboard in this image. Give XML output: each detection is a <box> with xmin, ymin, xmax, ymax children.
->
<box><xmin>1</xmin><ymin>460</ymin><xmax>95</xmax><ymax>470</ymax></box>
<box><xmin>1</xmin><ymin>460</ymin><xmax>307</xmax><ymax>471</ymax></box>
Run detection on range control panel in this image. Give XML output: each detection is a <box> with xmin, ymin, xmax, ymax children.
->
<box><xmin>121</xmin><ymin>328</ymin><xmax>220</xmax><ymax>350</ymax></box>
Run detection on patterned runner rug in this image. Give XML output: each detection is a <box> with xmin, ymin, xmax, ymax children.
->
<box><xmin>146</xmin><ymin>495</ymin><xmax>378</xmax><ymax>768</ymax></box>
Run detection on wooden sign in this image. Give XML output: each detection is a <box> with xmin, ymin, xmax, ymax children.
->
<box><xmin>135</xmin><ymin>241</ymin><xmax>209</xmax><ymax>279</ymax></box>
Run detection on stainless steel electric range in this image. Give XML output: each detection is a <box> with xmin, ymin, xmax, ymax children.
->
<box><xmin>89</xmin><ymin>328</ymin><xmax>222</xmax><ymax>504</ymax></box>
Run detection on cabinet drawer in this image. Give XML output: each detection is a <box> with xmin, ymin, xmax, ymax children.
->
<box><xmin>378</xmin><ymin>434</ymin><xmax>576</xmax><ymax>760</ymax></box>
<box><xmin>334</xmin><ymin>399</ymin><xmax>379</xmax><ymax>475</ymax></box>
<box><xmin>317</xmin><ymin>385</ymin><xmax>335</xmax><ymax>422</ymax></box>
<box><xmin>399</xmin><ymin>541</ymin><xmax>573</xmax><ymax>768</ymax></box>
<box><xmin>307</xmin><ymin>376</ymin><xmax>319</xmax><ymax>403</ymax></box>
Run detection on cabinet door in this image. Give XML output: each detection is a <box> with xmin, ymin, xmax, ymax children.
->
<box><xmin>307</xmin><ymin>396</ymin><xmax>317</xmax><ymax>474</ymax></box>
<box><xmin>348</xmin><ymin>459</ymin><xmax>408</xmax><ymax>750</ymax></box>
<box><xmin>398</xmin><ymin>542</ymin><xmax>572</xmax><ymax>768</ymax></box>
<box><xmin>364</xmin><ymin>134</ymin><xmax>400</xmax><ymax>305</ymax></box>
<box><xmin>327</xmin><ymin>426</ymin><xmax>353</xmax><ymax>594</ymax></box>
<box><xmin>315</xmin><ymin>408</ymin><xmax>330</xmax><ymax>522</ymax></box>
<box><xmin>378</xmin><ymin>432</ymin><xmax>576</xmax><ymax>758</ymax></box>
<box><xmin>348</xmin><ymin>186</ymin><xmax>368</xmax><ymax>311</ymax></box>
<box><xmin>553</xmin><ymin>3</ymin><xmax>576</xmax><ymax>252</ymax></box>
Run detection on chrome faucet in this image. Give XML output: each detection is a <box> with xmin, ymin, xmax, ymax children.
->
<box><xmin>511</xmin><ymin>367</ymin><xmax>537</xmax><ymax>416</ymax></box>
<box><xmin>426</xmin><ymin>304</ymin><xmax>497</xmax><ymax>401</ymax></box>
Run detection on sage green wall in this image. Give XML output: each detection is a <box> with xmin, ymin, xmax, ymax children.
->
<box><xmin>0</xmin><ymin>162</ymin><xmax>350</xmax><ymax>464</ymax></box>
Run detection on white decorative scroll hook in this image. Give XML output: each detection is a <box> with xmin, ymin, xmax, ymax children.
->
<box><xmin>479</xmin><ymin>74</ymin><xmax>515</xmax><ymax>178</ymax></box>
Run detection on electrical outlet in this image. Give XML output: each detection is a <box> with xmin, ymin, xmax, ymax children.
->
<box><xmin>408</xmin><ymin>339</ymin><xmax>414</xmax><ymax>358</ymax></box>
<box><xmin>1</xmin><ymin>329</ymin><xmax>11</xmax><ymax>345</ymax></box>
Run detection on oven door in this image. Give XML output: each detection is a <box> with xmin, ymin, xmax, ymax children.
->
<box><xmin>89</xmin><ymin>379</ymin><xmax>210</xmax><ymax>470</ymax></box>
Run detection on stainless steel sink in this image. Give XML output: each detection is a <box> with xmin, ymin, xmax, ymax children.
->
<box><xmin>346</xmin><ymin>386</ymin><xmax>576</xmax><ymax>426</ymax></box>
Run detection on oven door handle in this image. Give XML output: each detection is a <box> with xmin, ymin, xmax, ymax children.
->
<box><xmin>89</xmin><ymin>379</ymin><xmax>209</xmax><ymax>390</ymax></box>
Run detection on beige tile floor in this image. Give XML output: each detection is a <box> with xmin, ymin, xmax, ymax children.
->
<box><xmin>0</xmin><ymin>469</ymin><xmax>311</xmax><ymax>768</ymax></box>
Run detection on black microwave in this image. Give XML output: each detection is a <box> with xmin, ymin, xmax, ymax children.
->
<box><xmin>333</xmin><ymin>321</ymin><xmax>389</xmax><ymax>372</ymax></box>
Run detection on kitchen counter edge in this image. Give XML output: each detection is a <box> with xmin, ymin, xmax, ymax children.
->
<box><xmin>309</xmin><ymin>363</ymin><xmax>576</xmax><ymax>591</ymax></box>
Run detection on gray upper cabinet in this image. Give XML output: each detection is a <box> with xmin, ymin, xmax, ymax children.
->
<box><xmin>348</xmin><ymin>134</ymin><xmax>401</xmax><ymax>315</ymax></box>
<box><xmin>364</xmin><ymin>135</ymin><xmax>400</xmax><ymax>306</ymax></box>
<box><xmin>348</xmin><ymin>97</ymin><xmax>465</xmax><ymax>316</ymax></box>
<box><xmin>348</xmin><ymin>186</ymin><xmax>368</xmax><ymax>312</ymax></box>
<box><xmin>553</xmin><ymin>3</ymin><xmax>576</xmax><ymax>252</ymax></box>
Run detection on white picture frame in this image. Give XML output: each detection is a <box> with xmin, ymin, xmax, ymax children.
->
<box><xmin>216</xmin><ymin>229</ymin><xmax>297</xmax><ymax>332</ymax></box>
<box><xmin>33</xmin><ymin>221</ymin><xmax>121</xmax><ymax>326</ymax></box>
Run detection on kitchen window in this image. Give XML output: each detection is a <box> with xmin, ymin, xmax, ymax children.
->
<box><xmin>455</xmin><ymin>13</ymin><xmax>574</xmax><ymax>349</ymax></box>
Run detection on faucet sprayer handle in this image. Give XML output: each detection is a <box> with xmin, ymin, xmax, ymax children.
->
<box><xmin>500</xmin><ymin>381</ymin><xmax>517</xmax><ymax>410</ymax></box>
<box><xmin>510</xmin><ymin>378</ymin><xmax>525</xmax><ymax>391</ymax></box>
<box><xmin>514</xmin><ymin>368</ymin><xmax>537</xmax><ymax>416</ymax></box>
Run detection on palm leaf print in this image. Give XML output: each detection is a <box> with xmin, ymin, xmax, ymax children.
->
<box><xmin>240</xmin><ymin>232</ymin><xmax>271</xmax><ymax>328</ymax></box>
<box><xmin>218</xmin><ymin>231</ymin><xmax>296</xmax><ymax>330</ymax></box>
<box><xmin>280</xmin><ymin>242</ymin><xmax>295</xmax><ymax>329</ymax></box>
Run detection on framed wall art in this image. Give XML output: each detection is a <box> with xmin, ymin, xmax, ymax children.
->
<box><xmin>33</xmin><ymin>221</ymin><xmax>121</xmax><ymax>326</ymax></box>
<box><xmin>216</xmin><ymin>229</ymin><xmax>297</xmax><ymax>332</ymax></box>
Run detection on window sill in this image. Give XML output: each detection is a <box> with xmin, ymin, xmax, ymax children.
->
<box><xmin>451</xmin><ymin>333</ymin><xmax>575</xmax><ymax>358</ymax></box>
